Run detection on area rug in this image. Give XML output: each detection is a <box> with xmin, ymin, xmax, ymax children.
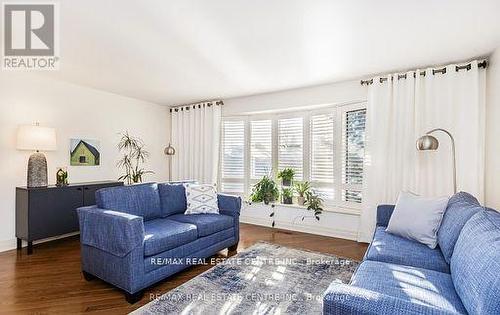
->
<box><xmin>132</xmin><ymin>242</ymin><xmax>359</xmax><ymax>315</ymax></box>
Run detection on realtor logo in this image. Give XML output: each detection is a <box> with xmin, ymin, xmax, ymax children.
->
<box><xmin>3</xmin><ymin>3</ymin><xmax>59</xmax><ymax>70</ymax></box>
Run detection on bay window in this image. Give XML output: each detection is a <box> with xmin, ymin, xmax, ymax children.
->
<box><xmin>219</xmin><ymin>103</ymin><xmax>366</xmax><ymax>210</ymax></box>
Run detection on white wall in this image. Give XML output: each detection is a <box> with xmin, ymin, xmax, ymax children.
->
<box><xmin>223</xmin><ymin>80</ymin><xmax>367</xmax><ymax>116</ymax></box>
<box><xmin>223</xmin><ymin>80</ymin><xmax>367</xmax><ymax>239</ymax></box>
<box><xmin>486</xmin><ymin>47</ymin><xmax>500</xmax><ymax>210</ymax></box>
<box><xmin>0</xmin><ymin>72</ymin><xmax>170</xmax><ymax>251</ymax></box>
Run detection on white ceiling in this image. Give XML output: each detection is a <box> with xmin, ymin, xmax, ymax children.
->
<box><xmin>40</xmin><ymin>0</ymin><xmax>500</xmax><ymax>105</ymax></box>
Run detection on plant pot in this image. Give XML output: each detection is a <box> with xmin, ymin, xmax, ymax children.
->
<box><xmin>282</xmin><ymin>179</ymin><xmax>292</xmax><ymax>186</ymax></box>
<box><xmin>297</xmin><ymin>196</ymin><xmax>305</xmax><ymax>206</ymax></box>
<box><xmin>282</xmin><ymin>196</ymin><xmax>293</xmax><ymax>204</ymax></box>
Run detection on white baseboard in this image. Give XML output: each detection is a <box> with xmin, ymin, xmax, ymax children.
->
<box><xmin>0</xmin><ymin>232</ymin><xmax>80</xmax><ymax>253</ymax></box>
<box><xmin>240</xmin><ymin>215</ymin><xmax>358</xmax><ymax>241</ymax></box>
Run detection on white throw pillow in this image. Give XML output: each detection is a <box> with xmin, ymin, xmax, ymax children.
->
<box><xmin>184</xmin><ymin>183</ymin><xmax>219</xmax><ymax>215</ymax></box>
<box><xmin>386</xmin><ymin>191</ymin><xmax>449</xmax><ymax>249</ymax></box>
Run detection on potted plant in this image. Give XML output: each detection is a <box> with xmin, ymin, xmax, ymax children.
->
<box><xmin>117</xmin><ymin>132</ymin><xmax>154</xmax><ymax>185</ymax></box>
<box><xmin>294</xmin><ymin>181</ymin><xmax>310</xmax><ymax>206</ymax></box>
<box><xmin>281</xmin><ymin>187</ymin><xmax>294</xmax><ymax>204</ymax></box>
<box><xmin>277</xmin><ymin>168</ymin><xmax>295</xmax><ymax>186</ymax></box>
<box><xmin>250</xmin><ymin>176</ymin><xmax>279</xmax><ymax>205</ymax></box>
<box><xmin>304</xmin><ymin>191</ymin><xmax>324</xmax><ymax>221</ymax></box>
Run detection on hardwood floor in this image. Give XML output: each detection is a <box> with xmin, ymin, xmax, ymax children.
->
<box><xmin>0</xmin><ymin>223</ymin><xmax>368</xmax><ymax>314</ymax></box>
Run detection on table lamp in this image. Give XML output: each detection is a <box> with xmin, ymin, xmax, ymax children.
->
<box><xmin>17</xmin><ymin>123</ymin><xmax>57</xmax><ymax>187</ymax></box>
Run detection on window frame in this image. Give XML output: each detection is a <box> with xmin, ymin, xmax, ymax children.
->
<box><xmin>219</xmin><ymin>102</ymin><xmax>367</xmax><ymax>212</ymax></box>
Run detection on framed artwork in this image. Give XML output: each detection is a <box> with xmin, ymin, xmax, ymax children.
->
<box><xmin>70</xmin><ymin>139</ymin><xmax>100</xmax><ymax>166</ymax></box>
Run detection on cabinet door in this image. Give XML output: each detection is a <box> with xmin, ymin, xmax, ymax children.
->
<box><xmin>83</xmin><ymin>186</ymin><xmax>100</xmax><ymax>206</ymax></box>
<box><xmin>29</xmin><ymin>187</ymin><xmax>83</xmax><ymax>240</ymax></box>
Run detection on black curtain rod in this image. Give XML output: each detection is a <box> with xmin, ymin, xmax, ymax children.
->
<box><xmin>170</xmin><ymin>100</ymin><xmax>224</xmax><ymax>113</ymax></box>
<box><xmin>360</xmin><ymin>60</ymin><xmax>488</xmax><ymax>86</ymax></box>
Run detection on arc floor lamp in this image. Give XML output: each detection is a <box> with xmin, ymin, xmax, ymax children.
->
<box><xmin>164</xmin><ymin>143</ymin><xmax>176</xmax><ymax>181</ymax></box>
<box><xmin>416</xmin><ymin>128</ymin><xmax>457</xmax><ymax>194</ymax></box>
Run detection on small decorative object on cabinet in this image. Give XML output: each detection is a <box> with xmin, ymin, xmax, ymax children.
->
<box><xmin>16</xmin><ymin>123</ymin><xmax>57</xmax><ymax>188</ymax></box>
<box><xmin>56</xmin><ymin>167</ymin><xmax>68</xmax><ymax>186</ymax></box>
<box><xmin>16</xmin><ymin>180</ymin><xmax>123</xmax><ymax>254</ymax></box>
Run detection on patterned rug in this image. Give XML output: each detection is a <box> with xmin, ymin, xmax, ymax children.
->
<box><xmin>132</xmin><ymin>242</ymin><xmax>359</xmax><ymax>315</ymax></box>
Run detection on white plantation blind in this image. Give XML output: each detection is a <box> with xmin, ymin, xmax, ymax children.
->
<box><xmin>342</xmin><ymin>108</ymin><xmax>367</xmax><ymax>203</ymax></box>
<box><xmin>221</xmin><ymin>120</ymin><xmax>245</xmax><ymax>193</ymax></box>
<box><xmin>310</xmin><ymin>113</ymin><xmax>334</xmax><ymax>182</ymax></box>
<box><xmin>278</xmin><ymin>117</ymin><xmax>303</xmax><ymax>180</ymax></box>
<box><xmin>310</xmin><ymin>113</ymin><xmax>335</xmax><ymax>200</ymax></box>
<box><xmin>250</xmin><ymin>120</ymin><xmax>272</xmax><ymax>179</ymax></box>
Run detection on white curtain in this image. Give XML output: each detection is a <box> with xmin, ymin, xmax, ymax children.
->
<box><xmin>170</xmin><ymin>101</ymin><xmax>222</xmax><ymax>184</ymax></box>
<box><xmin>358</xmin><ymin>60</ymin><xmax>486</xmax><ymax>242</ymax></box>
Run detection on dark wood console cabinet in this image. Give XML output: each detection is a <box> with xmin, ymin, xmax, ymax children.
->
<box><xmin>16</xmin><ymin>181</ymin><xmax>123</xmax><ymax>254</ymax></box>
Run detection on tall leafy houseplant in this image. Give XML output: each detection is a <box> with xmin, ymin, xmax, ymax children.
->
<box><xmin>277</xmin><ymin>168</ymin><xmax>295</xmax><ymax>186</ymax></box>
<box><xmin>117</xmin><ymin>132</ymin><xmax>154</xmax><ymax>185</ymax></box>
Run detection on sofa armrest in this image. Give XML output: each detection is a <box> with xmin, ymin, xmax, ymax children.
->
<box><xmin>77</xmin><ymin>206</ymin><xmax>144</xmax><ymax>257</ymax></box>
<box><xmin>376</xmin><ymin>205</ymin><xmax>395</xmax><ymax>227</ymax></box>
<box><xmin>323</xmin><ymin>283</ymin><xmax>456</xmax><ymax>315</ymax></box>
<box><xmin>218</xmin><ymin>193</ymin><xmax>241</xmax><ymax>217</ymax></box>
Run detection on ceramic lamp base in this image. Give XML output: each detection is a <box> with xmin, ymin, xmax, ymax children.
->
<box><xmin>27</xmin><ymin>152</ymin><xmax>48</xmax><ymax>188</ymax></box>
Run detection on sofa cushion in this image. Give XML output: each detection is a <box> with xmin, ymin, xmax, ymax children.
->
<box><xmin>450</xmin><ymin>209</ymin><xmax>500</xmax><ymax>315</ymax></box>
<box><xmin>352</xmin><ymin>261</ymin><xmax>467</xmax><ymax>314</ymax></box>
<box><xmin>96</xmin><ymin>183</ymin><xmax>161</xmax><ymax>220</ymax></box>
<box><xmin>365</xmin><ymin>226</ymin><xmax>450</xmax><ymax>273</ymax></box>
<box><xmin>144</xmin><ymin>228</ymin><xmax>235</xmax><ymax>273</ymax></box>
<box><xmin>437</xmin><ymin>191</ymin><xmax>482</xmax><ymax>264</ymax></box>
<box><xmin>143</xmin><ymin>218</ymin><xmax>197</xmax><ymax>256</ymax></box>
<box><xmin>168</xmin><ymin>214</ymin><xmax>233</xmax><ymax>237</ymax></box>
<box><xmin>386</xmin><ymin>191</ymin><xmax>449</xmax><ymax>249</ymax></box>
<box><xmin>158</xmin><ymin>183</ymin><xmax>187</xmax><ymax>217</ymax></box>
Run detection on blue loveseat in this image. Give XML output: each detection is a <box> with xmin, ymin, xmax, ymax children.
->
<box><xmin>77</xmin><ymin>182</ymin><xmax>241</xmax><ymax>303</ymax></box>
<box><xmin>324</xmin><ymin>192</ymin><xmax>500</xmax><ymax>315</ymax></box>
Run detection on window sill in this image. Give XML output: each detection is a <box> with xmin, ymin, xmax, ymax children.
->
<box><xmin>245</xmin><ymin>201</ymin><xmax>361</xmax><ymax>216</ymax></box>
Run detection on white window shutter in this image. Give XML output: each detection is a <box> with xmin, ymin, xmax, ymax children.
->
<box><xmin>250</xmin><ymin>120</ymin><xmax>272</xmax><ymax>179</ymax></box>
<box><xmin>310</xmin><ymin>113</ymin><xmax>335</xmax><ymax>200</ymax></box>
<box><xmin>221</xmin><ymin>120</ymin><xmax>245</xmax><ymax>193</ymax></box>
<box><xmin>278</xmin><ymin>117</ymin><xmax>303</xmax><ymax>180</ymax></box>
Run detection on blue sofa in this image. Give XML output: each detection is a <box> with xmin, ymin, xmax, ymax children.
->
<box><xmin>77</xmin><ymin>182</ymin><xmax>241</xmax><ymax>303</ymax></box>
<box><xmin>324</xmin><ymin>192</ymin><xmax>500</xmax><ymax>315</ymax></box>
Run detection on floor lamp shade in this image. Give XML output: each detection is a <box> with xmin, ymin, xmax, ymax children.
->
<box><xmin>17</xmin><ymin>124</ymin><xmax>57</xmax><ymax>187</ymax></box>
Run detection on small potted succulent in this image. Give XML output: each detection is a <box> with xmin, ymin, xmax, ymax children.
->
<box><xmin>277</xmin><ymin>168</ymin><xmax>295</xmax><ymax>186</ymax></box>
<box><xmin>250</xmin><ymin>176</ymin><xmax>279</xmax><ymax>205</ymax></box>
<box><xmin>294</xmin><ymin>181</ymin><xmax>310</xmax><ymax>206</ymax></box>
<box><xmin>281</xmin><ymin>187</ymin><xmax>294</xmax><ymax>204</ymax></box>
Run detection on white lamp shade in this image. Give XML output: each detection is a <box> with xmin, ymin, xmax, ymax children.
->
<box><xmin>17</xmin><ymin>125</ymin><xmax>57</xmax><ymax>151</ymax></box>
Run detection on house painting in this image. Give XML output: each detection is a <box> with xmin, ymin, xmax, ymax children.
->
<box><xmin>70</xmin><ymin>139</ymin><xmax>100</xmax><ymax>166</ymax></box>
